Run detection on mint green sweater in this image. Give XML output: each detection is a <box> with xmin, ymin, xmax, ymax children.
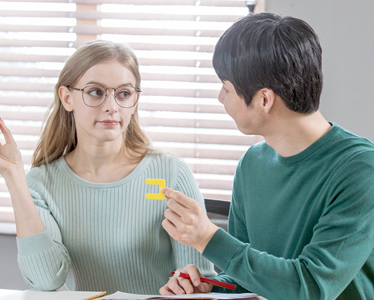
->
<box><xmin>17</xmin><ymin>154</ymin><xmax>216</xmax><ymax>294</ymax></box>
<box><xmin>203</xmin><ymin>124</ymin><xmax>374</xmax><ymax>300</ymax></box>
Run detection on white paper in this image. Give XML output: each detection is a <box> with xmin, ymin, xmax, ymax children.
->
<box><xmin>99</xmin><ymin>292</ymin><xmax>155</xmax><ymax>300</ymax></box>
<box><xmin>0</xmin><ymin>290</ymin><xmax>104</xmax><ymax>300</ymax></box>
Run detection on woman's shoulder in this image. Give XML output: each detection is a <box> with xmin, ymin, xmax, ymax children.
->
<box><xmin>146</xmin><ymin>149</ymin><xmax>187</xmax><ymax>168</ymax></box>
<box><xmin>26</xmin><ymin>157</ymin><xmax>65</xmax><ymax>181</ymax></box>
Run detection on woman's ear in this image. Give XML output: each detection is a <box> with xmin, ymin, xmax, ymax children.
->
<box><xmin>131</xmin><ymin>92</ymin><xmax>141</xmax><ymax>115</ymax></box>
<box><xmin>59</xmin><ymin>86</ymin><xmax>74</xmax><ymax>112</ymax></box>
<box><xmin>136</xmin><ymin>91</ymin><xmax>141</xmax><ymax>103</ymax></box>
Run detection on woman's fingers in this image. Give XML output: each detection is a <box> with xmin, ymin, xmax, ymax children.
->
<box><xmin>159</xmin><ymin>277</ymin><xmax>190</xmax><ymax>295</ymax></box>
<box><xmin>0</xmin><ymin>119</ymin><xmax>16</xmax><ymax>145</ymax></box>
<box><xmin>159</xmin><ymin>266</ymin><xmax>214</xmax><ymax>296</ymax></box>
<box><xmin>178</xmin><ymin>277</ymin><xmax>195</xmax><ymax>294</ymax></box>
<box><xmin>182</xmin><ymin>264</ymin><xmax>213</xmax><ymax>293</ymax></box>
<box><xmin>0</xmin><ymin>119</ymin><xmax>24</xmax><ymax>178</ymax></box>
<box><xmin>184</xmin><ymin>264</ymin><xmax>203</xmax><ymax>287</ymax></box>
<box><xmin>159</xmin><ymin>284</ymin><xmax>177</xmax><ymax>296</ymax></box>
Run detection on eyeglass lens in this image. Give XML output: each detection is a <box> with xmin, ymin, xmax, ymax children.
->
<box><xmin>82</xmin><ymin>85</ymin><xmax>137</xmax><ymax>108</ymax></box>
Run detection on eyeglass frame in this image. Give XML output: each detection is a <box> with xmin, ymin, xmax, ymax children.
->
<box><xmin>66</xmin><ymin>84</ymin><xmax>142</xmax><ymax>108</ymax></box>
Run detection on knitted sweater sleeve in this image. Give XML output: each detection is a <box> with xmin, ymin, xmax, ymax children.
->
<box><xmin>16</xmin><ymin>168</ymin><xmax>71</xmax><ymax>291</ymax></box>
<box><xmin>203</xmin><ymin>152</ymin><xmax>374</xmax><ymax>300</ymax></box>
<box><xmin>171</xmin><ymin>157</ymin><xmax>217</xmax><ymax>277</ymax></box>
<box><xmin>210</xmin><ymin>186</ymin><xmax>252</xmax><ymax>294</ymax></box>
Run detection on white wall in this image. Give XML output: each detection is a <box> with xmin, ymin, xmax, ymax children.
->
<box><xmin>266</xmin><ymin>0</ymin><xmax>374</xmax><ymax>142</ymax></box>
<box><xmin>0</xmin><ymin>234</ymin><xmax>29</xmax><ymax>290</ymax></box>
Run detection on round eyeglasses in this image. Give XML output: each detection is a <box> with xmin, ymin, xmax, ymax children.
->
<box><xmin>67</xmin><ymin>84</ymin><xmax>142</xmax><ymax>108</ymax></box>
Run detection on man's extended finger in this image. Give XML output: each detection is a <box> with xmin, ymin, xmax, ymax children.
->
<box><xmin>161</xmin><ymin>187</ymin><xmax>174</xmax><ymax>198</ymax></box>
<box><xmin>162</xmin><ymin>188</ymin><xmax>195</xmax><ymax>209</ymax></box>
<box><xmin>0</xmin><ymin>119</ymin><xmax>16</xmax><ymax>145</ymax></box>
<box><xmin>162</xmin><ymin>219</ymin><xmax>180</xmax><ymax>241</ymax></box>
<box><xmin>166</xmin><ymin>198</ymin><xmax>189</xmax><ymax>219</ymax></box>
<box><xmin>164</xmin><ymin>208</ymin><xmax>183</xmax><ymax>229</ymax></box>
<box><xmin>161</xmin><ymin>188</ymin><xmax>192</xmax><ymax>205</ymax></box>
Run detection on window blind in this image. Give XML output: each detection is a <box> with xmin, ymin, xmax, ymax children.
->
<box><xmin>0</xmin><ymin>0</ymin><xmax>264</xmax><ymax>229</ymax></box>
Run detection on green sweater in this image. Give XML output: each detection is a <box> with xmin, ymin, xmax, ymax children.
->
<box><xmin>203</xmin><ymin>123</ymin><xmax>374</xmax><ymax>300</ymax></box>
<box><xmin>17</xmin><ymin>154</ymin><xmax>216</xmax><ymax>294</ymax></box>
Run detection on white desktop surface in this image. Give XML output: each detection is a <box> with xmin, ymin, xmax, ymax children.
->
<box><xmin>0</xmin><ymin>290</ymin><xmax>19</xmax><ymax>298</ymax></box>
<box><xmin>0</xmin><ymin>289</ymin><xmax>267</xmax><ymax>300</ymax></box>
<box><xmin>0</xmin><ymin>289</ymin><xmax>104</xmax><ymax>300</ymax></box>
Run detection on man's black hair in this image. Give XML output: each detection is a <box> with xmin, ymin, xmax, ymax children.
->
<box><xmin>213</xmin><ymin>12</ymin><xmax>323</xmax><ymax>113</ymax></box>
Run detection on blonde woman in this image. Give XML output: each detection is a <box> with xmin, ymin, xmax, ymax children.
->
<box><xmin>0</xmin><ymin>40</ymin><xmax>215</xmax><ymax>294</ymax></box>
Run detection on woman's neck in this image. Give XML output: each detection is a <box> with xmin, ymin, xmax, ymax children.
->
<box><xmin>64</xmin><ymin>140</ymin><xmax>140</xmax><ymax>183</ymax></box>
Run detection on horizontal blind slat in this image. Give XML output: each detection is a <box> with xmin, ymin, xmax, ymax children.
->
<box><xmin>1</xmin><ymin>26</ymin><xmax>227</xmax><ymax>38</ymax></box>
<box><xmin>2</xmin><ymin>113</ymin><xmax>238</xmax><ymax>130</ymax></box>
<box><xmin>74</xmin><ymin>0</ymin><xmax>246</xmax><ymax>6</ymax></box>
<box><xmin>5</xmin><ymin>131</ymin><xmax>255</xmax><ymax>147</ymax></box>
<box><xmin>0</xmin><ymin>0</ymin><xmax>246</xmax><ymax>7</ymax></box>
<box><xmin>0</xmin><ymin>211</ymin><xmax>15</xmax><ymax>223</ymax></box>
<box><xmin>0</xmin><ymin>70</ymin><xmax>220</xmax><ymax>84</ymax></box>
<box><xmin>0</xmin><ymin>96</ymin><xmax>229</xmax><ymax>113</ymax></box>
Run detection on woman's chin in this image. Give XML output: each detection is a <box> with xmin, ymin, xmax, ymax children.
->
<box><xmin>96</xmin><ymin>132</ymin><xmax>123</xmax><ymax>143</ymax></box>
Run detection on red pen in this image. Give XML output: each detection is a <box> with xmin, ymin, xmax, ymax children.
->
<box><xmin>170</xmin><ymin>271</ymin><xmax>237</xmax><ymax>290</ymax></box>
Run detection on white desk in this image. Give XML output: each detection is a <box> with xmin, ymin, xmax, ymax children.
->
<box><xmin>0</xmin><ymin>289</ymin><xmax>104</xmax><ymax>300</ymax></box>
<box><xmin>0</xmin><ymin>289</ymin><xmax>268</xmax><ymax>300</ymax></box>
<box><xmin>0</xmin><ymin>290</ymin><xmax>18</xmax><ymax>298</ymax></box>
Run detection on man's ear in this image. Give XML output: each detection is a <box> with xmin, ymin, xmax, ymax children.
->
<box><xmin>260</xmin><ymin>88</ymin><xmax>276</xmax><ymax>114</ymax></box>
<box><xmin>59</xmin><ymin>86</ymin><xmax>74</xmax><ymax>112</ymax></box>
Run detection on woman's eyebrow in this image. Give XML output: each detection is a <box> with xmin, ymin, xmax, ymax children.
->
<box><xmin>84</xmin><ymin>81</ymin><xmax>134</xmax><ymax>87</ymax></box>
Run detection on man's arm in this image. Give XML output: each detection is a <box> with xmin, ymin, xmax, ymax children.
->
<box><xmin>162</xmin><ymin>153</ymin><xmax>374</xmax><ymax>299</ymax></box>
<box><xmin>160</xmin><ymin>186</ymin><xmax>249</xmax><ymax>295</ymax></box>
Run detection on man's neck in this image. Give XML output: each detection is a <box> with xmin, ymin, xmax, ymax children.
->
<box><xmin>263</xmin><ymin>110</ymin><xmax>332</xmax><ymax>157</ymax></box>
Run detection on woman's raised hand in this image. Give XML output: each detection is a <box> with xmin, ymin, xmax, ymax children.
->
<box><xmin>0</xmin><ymin>118</ymin><xmax>46</xmax><ymax>238</ymax></box>
<box><xmin>0</xmin><ymin>118</ymin><xmax>24</xmax><ymax>179</ymax></box>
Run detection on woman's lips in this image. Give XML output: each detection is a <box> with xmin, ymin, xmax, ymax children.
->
<box><xmin>98</xmin><ymin>120</ymin><xmax>119</xmax><ymax>126</ymax></box>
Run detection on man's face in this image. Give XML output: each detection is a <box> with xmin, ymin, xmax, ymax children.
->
<box><xmin>218</xmin><ymin>80</ymin><xmax>263</xmax><ymax>136</ymax></box>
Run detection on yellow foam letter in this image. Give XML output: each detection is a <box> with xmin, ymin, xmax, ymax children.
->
<box><xmin>145</xmin><ymin>179</ymin><xmax>166</xmax><ymax>200</ymax></box>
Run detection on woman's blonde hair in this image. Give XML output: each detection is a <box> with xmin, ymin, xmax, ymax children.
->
<box><xmin>32</xmin><ymin>40</ymin><xmax>152</xmax><ymax>168</ymax></box>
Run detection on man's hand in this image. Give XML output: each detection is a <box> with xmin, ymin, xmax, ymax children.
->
<box><xmin>159</xmin><ymin>265</ymin><xmax>213</xmax><ymax>295</ymax></box>
<box><xmin>161</xmin><ymin>188</ymin><xmax>219</xmax><ymax>253</ymax></box>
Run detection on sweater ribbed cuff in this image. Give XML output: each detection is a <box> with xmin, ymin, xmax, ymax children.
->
<box><xmin>203</xmin><ymin>228</ymin><xmax>246</xmax><ymax>271</ymax></box>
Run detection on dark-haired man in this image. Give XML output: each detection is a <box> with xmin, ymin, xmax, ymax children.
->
<box><xmin>160</xmin><ymin>12</ymin><xmax>374</xmax><ymax>300</ymax></box>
